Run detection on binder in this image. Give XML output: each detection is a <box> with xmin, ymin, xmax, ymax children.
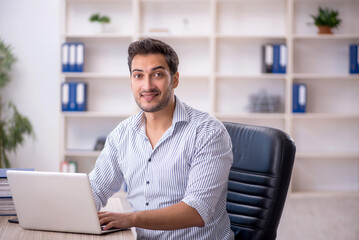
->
<box><xmin>75</xmin><ymin>82</ymin><xmax>87</xmax><ymax>111</ymax></box>
<box><xmin>293</xmin><ymin>83</ymin><xmax>307</xmax><ymax>113</ymax></box>
<box><xmin>272</xmin><ymin>44</ymin><xmax>286</xmax><ymax>74</ymax></box>
<box><xmin>61</xmin><ymin>82</ymin><xmax>87</xmax><ymax>111</ymax></box>
<box><xmin>61</xmin><ymin>43</ymin><xmax>69</xmax><ymax>72</ymax></box>
<box><xmin>69</xmin><ymin>44</ymin><xmax>76</xmax><ymax>72</ymax></box>
<box><xmin>262</xmin><ymin>44</ymin><xmax>273</xmax><ymax>73</ymax></box>
<box><xmin>349</xmin><ymin>45</ymin><xmax>359</xmax><ymax>74</ymax></box>
<box><xmin>75</xmin><ymin>43</ymin><xmax>84</xmax><ymax>72</ymax></box>
<box><xmin>61</xmin><ymin>42</ymin><xmax>85</xmax><ymax>72</ymax></box>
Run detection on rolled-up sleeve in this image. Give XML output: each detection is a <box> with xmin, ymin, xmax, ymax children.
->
<box><xmin>89</xmin><ymin>131</ymin><xmax>124</xmax><ymax>210</ymax></box>
<box><xmin>181</xmin><ymin>124</ymin><xmax>233</xmax><ymax>225</ymax></box>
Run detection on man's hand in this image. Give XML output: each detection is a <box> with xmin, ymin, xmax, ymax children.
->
<box><xmin>98</xmin><ymin>201</ymin><xmax>204</xmax><ymax>231</ymax></box>
<box><xmin>98</xmin><ymin>211</ymin><xmax>133</xmax><ymax>230</ymax></box>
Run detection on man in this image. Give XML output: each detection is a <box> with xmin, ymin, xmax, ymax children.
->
<box><xmin>89</xmin><ymin>38</ymin><xmax>233</xmax><ymax>239</ymax></box>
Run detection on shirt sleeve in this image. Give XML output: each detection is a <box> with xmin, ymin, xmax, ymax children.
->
<box><xmin>89</xmin><ymin>129</ymin><xmax>124</xmax><ymax>211</ymax></box>
<box><xmin>181</xmin><ymin>122</ymin><xmax>233</xmax><ymax>225</ymax></box>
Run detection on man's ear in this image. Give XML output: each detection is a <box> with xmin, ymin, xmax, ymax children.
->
<box><xmin>172</xmin><ymin>72</ymin><xmax>179</xmax><ymax>89</ymax></box>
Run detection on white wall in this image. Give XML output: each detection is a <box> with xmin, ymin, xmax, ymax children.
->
<box><xmin>0</xmin><ymin>0</ymin><xmax>60</xmax><ymax>171</ymax></box>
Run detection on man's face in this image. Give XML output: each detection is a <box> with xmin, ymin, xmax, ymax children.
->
<box><xmin>130</xmin><ymin>54</ymin><xmax>178</xmax><ymax>113</ymax></box>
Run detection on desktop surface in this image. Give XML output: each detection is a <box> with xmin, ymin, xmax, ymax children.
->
<box><xmin>0</xmin><ymin>196</ymin><xmax>135</xmax><ymax>240</ymax></box>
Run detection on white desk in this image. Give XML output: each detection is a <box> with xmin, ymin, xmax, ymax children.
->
<box><xmin>0</xmin><ymin>195</ymin><xmax>135</xmax><ymax>240</ymax></box>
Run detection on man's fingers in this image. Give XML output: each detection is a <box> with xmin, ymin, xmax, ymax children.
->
<box><xmin>103</xmin><ymin>221</ymin><xmax>116</xmax><ymax>230</ymax></box>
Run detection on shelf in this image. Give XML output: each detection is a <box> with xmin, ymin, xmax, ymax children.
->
<box><xmin>293</xmin><ymin>73</ymin><xmax>359</xmax><ymax>80</ymax></box>
<box><xmin>63</xmin><ymin>112</ymin><xmax>132</xmax><ymax>118</ymax></box>
<box><xmin>65</xmin><ymin>150</ymin><xmax>101</xmax><ymax>157</ymax></box>
<box><xmin>215</xmin><ymin>113</ymin><xmax>285</xmax><ymax>120</ymax></box>
<box><xmin>290</xmin><ymin>191</ymin><xmax>359</xmax><ymax>199</ymax></box>
<box><xmin>216</xmin><ymin>34</ymin><xmax>286</xmax><ymax>40</ymax></box>
<box><xmin>216</xmin><ymin>73</ymin><xmax>287</xmax><ymax>80</ymax></box>
<box><xmin>293</xmin><ymin>34</ymin><xmax>359</xmax><ymax>40</ymax></box>
<box><xmin>62</xmin><ymin>72</ymin><xmax>129</xmax><ymax>79</ymax></box>
<box><xmin>293</xmin><ymin>113</ymin><xmax>359</xmax><ymax>120</ymax></box>
<box><xmin>63</xmin><ymin>33</ymin><xmax>132</xmax><ymax>39</ymax></box>
<box><xmin>139</xmin><ymin>34</ymin><xmax>209</xmax><ymax>39</ymax></box>
<box><xmin>296</xmin><ymin>152</ymin><xmax>359</xmax><ymax>159</ymax></box>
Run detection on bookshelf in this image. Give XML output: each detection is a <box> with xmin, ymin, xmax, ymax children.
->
<box><xmin>60</xmin><ymin>0</ymin><xmax>359</xmax><ymax>196</ymax></box>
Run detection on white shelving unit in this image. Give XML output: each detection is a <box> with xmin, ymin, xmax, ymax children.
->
<box><xmin>60</xmin><ymin>0</ymin><xmax>359</xmax><ymax>196</ymax></box>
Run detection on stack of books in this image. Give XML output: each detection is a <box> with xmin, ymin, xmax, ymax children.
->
<box><xmin>0</xmin><ymin>169</ymin><xmax>34</xmax><ymax>216</ymax></box>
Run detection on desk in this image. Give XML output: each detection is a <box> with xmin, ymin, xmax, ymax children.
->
<box><xmin>0</xmin><ymin>196</ymin><xmax>135</xmax><ymax>240</ymax></box>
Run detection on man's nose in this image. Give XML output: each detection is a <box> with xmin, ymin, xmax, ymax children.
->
<box><xmin>143</xmin><ymin>76</ymin><xmax>155</xmax><ymax>90</ymax></box>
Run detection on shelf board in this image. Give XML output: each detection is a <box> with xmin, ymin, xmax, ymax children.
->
<box><xmin>216</xmin><ymin>34</ymin><xmax>286</xmax><ymax>40</ymax></box>
<box><xmin>293</xmin><ymin>113</ymin><xmax>359</xmax><ymax>120</ymax></box>
<box><xmin>140</xmin><ymin>33</ymin><xmax>209</xmax><ymax>39</ymax></box>
<box><xmin>63</xmin><ymin>112</ymin><xmax>132</xmax><ymax>118</ymax></box>
<box><xmin>296</xmin><ymin>152</ymin><xmax>359</xmax><ymax>159</ymax></box>
<box><xmin>63</xmin><ymin>33</ymin><xmax>132</xmax><ymax>39</ymax></box>
<box><xmin>293</xmin><ymin>73</ymin><xmax>359</xmax><ymax>80</ymax></box>
<box><xmin>293</xmin><ymin>34</ymin><xmax>359</xmax><ymax>40</ymax></box>
<box><xmin>65</xmin><ymin>150</ymin><xmax>101</xmax><ymax>158</ymax></box>
<box><xmin>62</xmin><ymin>72</ymin><xmax>129</xmax><ymax>79</ymax></box>
<box><xmin>214</xmin><ymin>112</ymin><xmax>285</xmax><ymax>119</ymax></box>
<box><xmin>290</xmin><ymin>191</ymin><xmax>359</xmax><ymax>199</ymax></box>
<box><xmin>216</xmin><ymin>73</ymin><xmax>286</xmax><ymax>80</ymax></box>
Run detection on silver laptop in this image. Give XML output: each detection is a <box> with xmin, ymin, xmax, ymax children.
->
<box><xmin>7</xmin><ymin>170</ymin><xmax>122</xmax><ymax>235</ymax></box>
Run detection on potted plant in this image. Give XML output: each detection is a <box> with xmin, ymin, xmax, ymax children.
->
<box><xmin>311</xmin><ymin>7</ymin><xmax>341</xmax><ymax>34</ymax></box>
<box><xmin>0</xmin><ymin>38</ymin><xmax>35</xmax><ymax>168</ymax></box>
<box><xmin>89</xmin><ymin>13</ymin><xmax>111</xmax><ymax>33</ymax></box>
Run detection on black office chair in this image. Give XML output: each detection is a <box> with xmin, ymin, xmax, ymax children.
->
<box><xmin>223</xmin><ymin>122</ymin><xmax>296</xmax><ymax>240</ymax></box>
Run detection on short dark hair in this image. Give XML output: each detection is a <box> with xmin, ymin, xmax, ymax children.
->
<box><xmin>127</xmin><ymin>38</ymin><xmax>179</xmax><ymax>76</ymax></box>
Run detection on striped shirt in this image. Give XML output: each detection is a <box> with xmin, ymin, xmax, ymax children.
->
<box><xmin>89</xmin><ymin>96</ymin><xmax>233</xmax><ymax>239</ymax></box>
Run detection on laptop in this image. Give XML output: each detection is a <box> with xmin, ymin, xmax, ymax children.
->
<box><xmin>7</xmin><ymin>170</ymin><xmax>123</xmax><ymax>235</ymax></box>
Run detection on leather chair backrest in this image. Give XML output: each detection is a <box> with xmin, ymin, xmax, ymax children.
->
<box><xmin>223</xmin><ymin>122</ymin><xmax>296</xmax><ymax>240</ymax></box>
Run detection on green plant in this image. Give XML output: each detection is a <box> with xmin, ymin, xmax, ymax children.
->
<box><xmin>311</xmin><ymin>7</ymin><xmax>341</xmax><ymax>28</ymax></box>
<box><xmin>89</xmin><ymin>13</ymin><xmax>111</xmax><ymax>24</ymax></box>
<box><xmin>0</xmin><ymin>38</ymin><xmax>35</xmax><ymax>168</ymax></box>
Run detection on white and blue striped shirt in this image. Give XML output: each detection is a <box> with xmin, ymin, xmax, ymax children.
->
<box><xmin>89</xmin><ymin>97</ymin><xmax>233</xmax><ymax>239</ymax></box>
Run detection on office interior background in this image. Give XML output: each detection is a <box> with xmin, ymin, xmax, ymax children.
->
<box><xmin>1</xmin><ymin>0</ymin><xmax>359</xmax><ymax>239</ymax></box>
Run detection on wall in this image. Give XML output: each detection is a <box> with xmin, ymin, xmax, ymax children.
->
<box><xmin>0</xmin><ymin>0</ymin><xmax>60</xmax><ymax>171</ymax></box>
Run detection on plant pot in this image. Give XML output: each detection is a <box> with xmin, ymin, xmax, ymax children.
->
<box><xmin>317</xmin><ymin>25</ymin><xmax>333</xmax><ymax>34</ymax></box>
<box><xmin>92</xmin><ymin>23</ymin><xmax>104</xmax><ymax>34</ymax></box>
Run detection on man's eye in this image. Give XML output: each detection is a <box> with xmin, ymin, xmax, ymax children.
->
<box><xmin>133</xmin><ymin>74</ymin><xmax>142</xmax><ymax>79</ymax></box>
<box><xmin>154</xmin><ymin>72</ymin><xmax>163</xmax><ymax>77</ymax></box>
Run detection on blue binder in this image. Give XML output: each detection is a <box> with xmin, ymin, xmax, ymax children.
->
<box><xmin>61</xmin><ymin>43</ymin><xmax>70</xmax><ymax>72</ymax></box>
<box><xmin>75</xmin><ymin>82</ymin><xmax>87</xmax><ymax>111</ymax></box>
<box><xmin>61</xmin><ymin>42</ymin><xmax>84</xmax><ymax>72</ymax></box>
<box><xmin>61</xmin><ymin>82</ymin><xmax>87</xmax><ymax>111</ymax></box>
<box><xmin>293</xmin><ymin>83</ymin><xmax>306</xmax><ymax>113</ymax></box>
<box><xmin>349</xmin><ymin>45</ymin><xmax>359</xmax><ymax>74</ymax></box>
<box><xmin>272</xmin><ymin>44</ymin><xmax>286</xmax><ymax>74</ymax></box>
<box><xmin>75</xmin><ymin>43</ymin><xmax>84</xmax><ymax>72</ymax></box>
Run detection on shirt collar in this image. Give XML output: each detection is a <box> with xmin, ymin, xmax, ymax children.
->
<box><xmin>130</xmin><ymin>95</ymin><xmax>189</xmax><ymax>131</ymax></box>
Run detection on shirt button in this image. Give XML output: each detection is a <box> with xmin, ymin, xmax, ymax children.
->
<box><xmin>146</xmin><ymin>181</ymin><xmax>150</xmax><ymax>185</ymax></box>
<box><xmin>148</xmin><ymin>158</ymin><xmax>151</xmax><ymax>162</ymax></box>
<box><xmin>145</xmin><ymin>202</ymin><xmax>149</xmax><ymax>206</ymax></box>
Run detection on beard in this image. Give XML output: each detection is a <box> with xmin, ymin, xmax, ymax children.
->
<box><xmin>134</xmin><ymin>85</ymin><xmax>173</xmax><ymax>113</ymax></box>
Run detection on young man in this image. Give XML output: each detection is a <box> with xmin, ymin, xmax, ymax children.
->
<box><xmin>89</xmin><ymin>38</ymin><xmax>233</xmax><ymax>239</ymax></box>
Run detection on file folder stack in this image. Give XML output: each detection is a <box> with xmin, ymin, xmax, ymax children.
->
<box><xmin>0</xmin><ymin>169</ymin><xmax>34</xmax><ymax>216</ymax></box>
<box><xmin>262</xmin><ymin>44</ymin><xmax>287</xmax><ymax>74</ymax></box>
<box><xmin>62</xmin><ymin>42</ymin><xmax>85</xmax><ymax>72</ymax></box>
<box><xmin>293</xmin><ymin>83</ymin><xmax>307</xmax><ymax>113</ymax></box>
<box><xmin>61</xmin><ymin>82</ymin><xmax>87</xmax><ymax>111</ymax></box>
<box><xmin>349</xmin><ymin>45</ymin><xmax>359</xmax><ymax>74</ymax></box>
